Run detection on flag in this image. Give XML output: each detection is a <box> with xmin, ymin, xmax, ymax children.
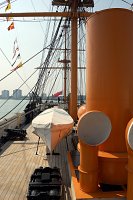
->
<box><xmin>5</xmin><ymin>3</ymin><xmax>11</xmax><ymax>12</ymax></box>
<box><xmin>11</xmin><ymin>61</ymin><xmax>23</xmax><ymax>71</ymax></box>
<box><xmin>12</xmin><ymin>38</ymin><xmax>19</xmax><ymax>57</ymax></box>
<box><xmin>53</xmin><ymin>91</ymin><xmax>62</xmax><ymax>97</ymax></box>
<box><xmin>17</xmin><ymin>61</ymin><xmax>22</xmax><ymax>68</ymax></box>
<box><xmin>13</xmin><ymin>38</ymin><xmax>17</xmax><ymax>46</ymax></box>
<box><xmin>13</xmin><ymin>38</ymin><xmax>18</xmax><ymax>53</ymax></box>
<box><xmin>11</xmin><ymin>53</ymin><xmax>21</xmax><ymax>66</ymax></box>
<box><xmin>17</xmin><ymin>53</ymin><xmax>21</xmax><ymax>59</ymax></box>
<box><xmin>12</xmin><ymin>47</ymin><xmax>19</xmax><ymax>59</ymax></box>
<box><xmin>8</xmin><ymin>22</ymin><xmax>14</xmax><ymax>31</ymax></box>
<box><xmin>6</xmin><ymin>16</ymin><xmax>13</xmax><ymax>21</ymax></box>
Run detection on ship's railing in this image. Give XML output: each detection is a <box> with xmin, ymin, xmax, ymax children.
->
<box><xmin>0</xmin><ymin>112</ymin><xmax>25</xmax><ymax>138</ymax></box>
<box><xmin>0</xmin><ymin>102</ymin><xmax>68</xmax><ymax>138</ymax></box>
<box><xmin>0</xmin><ymin>103</ymin><xmax>46</xmax><ymax>138</ymax></box>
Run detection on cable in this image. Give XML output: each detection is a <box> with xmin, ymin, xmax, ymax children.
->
<box><xmin>0</xmin><ymin>0</ymin><xmax>18</xmax><ymax>9</ymax></box>
<box><xmin>0</xmin><ymin>69</ymin><xmax>38</xmax><ymax>110</ymax></box>
<box><xmin>0</xmin><ymin>36</ymin><xmax>64</xmax><ymax>83</ymax></box>
<box><xmin>0</xmin><ymin>83</ymin><xmax>36</xmax><ymax>120</ymax></box>
<box><xmin>0</xmin><ymin>71</ymin><xmax>14</xmax><ymax>82</ymax></box>
<box><xmin>0</xmin><ymin>6</ymin><xmax>71</xmax><ymax>84</ymax></box>
<box><xmin>121</xmin><ymin>0</ymin><xmax>132</xmax><ymax>6</ymax></box>
<box><xmin>0</xmin><ymin>4</ymin><xmax>87</xmax><ymax>108</ymax></box>
<box><xmin>47</xmin><ymin>68</ymin><xmax>62</xmax><ymax>100</ymax></box>
<box><xmin>39</xmin><ymin>18</ymin><xmax>71</xmax><ymax>98</ymax></box>
<box><xmin>33</xmin><ymin>14</ymin><xmax>64</xmax><ymax>97</ymax></box>
<box><xmin>30</xmin><ymin>0</ymin><xmax>46</xmax><ymax>34</ymax></box>
<box><xmin>109</xmin><ymin>0</ymin><xmax>114</xmax><ymax>8</ymax></box>
<box><xmin>0</xmin><ymin>47</ymin><xmax>31</xmax><ymax>91</ymax></box>
<box><xmin>32</xmin><ymin>3</ymin><xmax>71</xmax><ymax>98</ymax></box>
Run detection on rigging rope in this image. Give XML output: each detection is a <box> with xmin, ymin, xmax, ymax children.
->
<box><xmin>40</xmin><ymin>18</ymin><xmax>71</xmax><ymax>98</ymax></box>
<box><xmin>0</xmin><ymin>0</ymin><xmax>18</xmax><ymax>9</ymax></box>
<box><xmin>0</xmin><ymin>34</ymin><xmax>66</xmax><ymax>83</ymax></box>
<box><xmin>0</xmin><ymin>83</ymin><xmax>36</xmax><ymax>121</ymax></box>
<box><xmin>0</xmin><ymin>69</ymin><xmax>38</xmax><ymax>110</ymax></box>
<box><xmin>33</xmin><ymin>15</ymin><xmax>64</xmax><ymax>97</ymax></box>
<box><xmin>32</xmin><ymin>2</ymin><xmax>72</xmax><ymax>99</ymax></box>
<box><xmin>121</xmin><ymin>0</ymin><xmax>132</xmax><ymax>6</ymax></box>
<box><xmin>0</xmin><ymin>2</ymin><xmax>88</xmax><ymax>113</ymax></box>
<box><xmin>47</xmin><ymin>68</ymin><xmax>62</xmax><ymax>100</ymax></box>
<box><xmin>0</xmin><ymin>48</ymin><xmax>31</xmax><ymax>91</ymax></box>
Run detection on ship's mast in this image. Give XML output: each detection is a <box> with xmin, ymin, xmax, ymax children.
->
<box><xmin>58</xmin><ymin>24</ymin><xmax>70</xmax><ymax>103</ymax></box>
<box><xmin>64</xmin><ymin>24</ymin><xmax>67</xmax><ymax>103</ymax></box>
<box><xmin>0</xmin><ymin>0</ymin><xmax>93</xmax><ymax>120</ymax></box>
<box><xmin>69</xmin><ymin>0</ymin><xmax>78</xmax><ymax>120</ymax></box>
<box><xmin>52</xmin><ymin>0</ymin><xmax>94</xmax><ymax>121</ymax></box>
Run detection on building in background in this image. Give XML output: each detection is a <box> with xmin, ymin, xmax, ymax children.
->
<box><xmin>13</xmin><ymin>89</ymin><xmax>22</xmax><ymax>99</ymax></box>
<box><xmin>1</xmin><ymin>90</ymin><xmax>9</xmax><ymax>99</ymax></box>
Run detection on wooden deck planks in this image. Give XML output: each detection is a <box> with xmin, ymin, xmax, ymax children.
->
<box><xmin>0</xmin><ymin>125</ymin><xmax>72</xmax><ymax>200</ymax></box>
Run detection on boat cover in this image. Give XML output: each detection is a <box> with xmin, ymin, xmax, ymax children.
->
<box><xmin>32</xmin><ymin>107</ymin><xmax>74</xmax><ymax>151</ymax></box>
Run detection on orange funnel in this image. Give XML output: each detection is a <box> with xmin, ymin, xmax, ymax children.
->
<box><xmin>86</xmin><ymin>8</ymin><xmax>133</xmax><ymax>184</ymax></box>
<box><xmin>86</xmin><ymin>8</ymin><xmax>133</xmax><ymax>152</ymax></box>
<box><xmin>78</xmin><ymin>111</ymin><xmax>111</xmax><ymax>193</ymax></box>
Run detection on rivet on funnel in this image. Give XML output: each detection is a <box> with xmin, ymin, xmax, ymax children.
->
<box><xmin>78</xmin><ymin>111</ymin><xmax>112</xmax><ymax>146</ymax></box>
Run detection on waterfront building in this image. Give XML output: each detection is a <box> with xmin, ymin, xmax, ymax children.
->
<box><xmin>1</xmin><ymin>90</ymin><xmax>9</xmax><ymax>99</ymax></box>
<box><xmin>13</xmin><ymin>89</ymin><xmax>22</xmax><ymax>99</ymax></box>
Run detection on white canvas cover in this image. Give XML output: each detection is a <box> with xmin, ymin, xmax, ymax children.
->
<box><xmin>32</xmin><ymin>107</ymin><xmax>74</xmax><ymax>151</ymax></box>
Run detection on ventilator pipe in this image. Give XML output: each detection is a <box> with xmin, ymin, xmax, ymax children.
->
<box><xmin>77</xmin><ymin>104</ymin><xmax>87</xmax><ymax>119</ymax></box>
<box><xmin>78</xmin><ymin>111</ymin><xmax>111</xmax><ymax>193</ymax></box>
<box><xmin>77</xmin><ymin>104</ymin><xmax>87</xmax><ymax>153</ymax></box>
<box><xmin>78</xmin><ymin>139</ymin><xmax>98</xmax><ymax>192</ymax></box>
<box><xmin>125</xmin><ymin>118</ymin><xmax>133</xmax><ymax>200</ymax></box>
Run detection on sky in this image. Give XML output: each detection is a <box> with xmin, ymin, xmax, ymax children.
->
<box><xmin>0</xmin><ymin>0</ymin><xmax>132</xmax><ymax>96</ymax></box>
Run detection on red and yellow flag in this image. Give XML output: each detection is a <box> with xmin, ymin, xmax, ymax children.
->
<box><xmin>11</xmin><ymin>62</ymin><xmax>23</xmax><ymax>72</ymax></box>
<box><xmin>17</xmin><ymin>61</ymin><xmax>23</xmax><ymax>68</ymax></box>
<box><xmin>5</xmin><ymin>3</ymin><xmax>11</xmax><ymax>12</ymax></box>
<box><xmin>8</xmin><ymin>22</ymin><xmax>15</xmax><ymax>31</ymax></box>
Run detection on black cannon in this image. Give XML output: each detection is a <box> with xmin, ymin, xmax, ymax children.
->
<box><xmin>1</xmin><ymin>128</ymin><xmax>27</xmax><ymax>142</ymax></box>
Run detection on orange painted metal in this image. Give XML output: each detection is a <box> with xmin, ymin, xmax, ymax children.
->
<box><xmin>68</xmin><ymin>152</ymin><xmax>126</xmax><ymax>199</ymax></box>
<box><xmin>78</xmin><ymin>140</ymin><xmax>98</xmax><ymax>193</ymax></box>
<box><xmin>77</xmin><ymin>111</ymin><xmax>111</xmax><ymax>193</ymax></box>
<box><xmin>86</xmin><ymin>8</ymin><xmax>133</xmax><ymax>184</ymax></box>
<box><xmin>77</xmin><ymin>104</ymin><xmax>87</xmax><ymax>119</ymax></box>
<box><xmin>125</xmin><ymin>119</ymin><xmax>133</xmax><ymax>200</ymax></box>
<box><xmin>86</xmin><ymin>8</ymin><xmax>133</xmax><ymax>152</ymax></box>
<box><xmin>69</xmin><ymin>2</ymin><xmax>78</xmax><ymax>121</ymax></box>
<box><xmin>98</xmin><ymin>151</ymin><xmax>127</xmax><ymax>184</ymax></box>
